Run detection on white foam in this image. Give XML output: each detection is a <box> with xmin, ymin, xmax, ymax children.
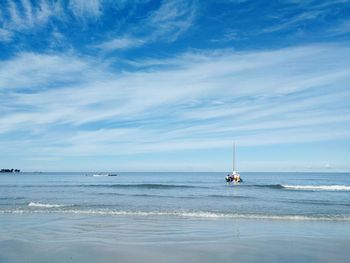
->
<box><xmin>282</xmin><ymin>185</ymin><xmax>350</xmax><ymax>191</ymax></box>
<box><xmin>28</xmin><ymin>202</ymin><xmax>71</xmax><ymax>208</ymax></box>
<box><xmin>3</xmin><ymin>209</ymin><xmax>350</xmax><ymax>221</ymax></box>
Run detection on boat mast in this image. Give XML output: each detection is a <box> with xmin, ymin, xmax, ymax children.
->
<box><xmin>232</xmin><ymin>142</ymin><xmax>235</xmax><ymax>173</ymax></box>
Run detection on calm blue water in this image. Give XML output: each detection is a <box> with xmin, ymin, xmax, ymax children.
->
<box><xmin>1</xmin><ymin>172</ymin><xmax>349</xmax><ymax>220</ymax></box>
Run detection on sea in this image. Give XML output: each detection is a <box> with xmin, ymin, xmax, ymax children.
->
<box><xmin>0</xmin><ymin>172</ymin><xmax>350</xmax><ymax>262</ymax></box>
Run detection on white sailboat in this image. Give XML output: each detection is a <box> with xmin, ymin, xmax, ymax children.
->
<box><xmin>225</xmin><ymin>143</ymin><xmax>242</xmax><ymax>183</ymax></box>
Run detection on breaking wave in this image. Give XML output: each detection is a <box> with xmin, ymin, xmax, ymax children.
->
<box><xmin>2</xmin><ymin>209</ymin><xmax>350</xmax><ymax>221</ymax></box>
<box><xmin>237</xmin><ymin>184</ymin><xmax>350</xmax><ymax>191</ymax></box>
<box><xmin>28</xmin><ymin>202</ymin><xmax>73</xmax><ymax>208</ymax></box>
<box><xmin>281</xmin><ymin>185</ymin><xmax>350</xmax><ymax>191</ymax></box>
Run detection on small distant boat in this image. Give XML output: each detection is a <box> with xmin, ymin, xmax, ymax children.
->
<box><xmin>225</xmin><ymin>143</ymin><xmax>243</xmax><ymax>183</ymax></box>
<box><xmin>93</xmin><ymin>173</ymin><xmax>118</xmax><ymax>177</ymax></box>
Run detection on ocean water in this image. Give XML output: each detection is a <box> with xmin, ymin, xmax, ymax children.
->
<box><xmin>1</xmin><ymin>172</ymin><xmax>349</xmax><ymax>220</ymax></box>
<box><xmin>1</xmin><ymin>172</ymin><xmax>350</xmax><ymax>262</ymax></box>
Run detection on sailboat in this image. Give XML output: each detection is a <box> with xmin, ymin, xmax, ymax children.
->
<box><xmin>225</xmin><ymin>143</ymin><xmax>243</xmax><ymax>183</ymax></box>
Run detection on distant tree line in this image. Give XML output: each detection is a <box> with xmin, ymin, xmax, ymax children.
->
<box><xmin>0</xmin><ymin>169</ymin><xmax>20</xmax><ymax>173</ymax></box>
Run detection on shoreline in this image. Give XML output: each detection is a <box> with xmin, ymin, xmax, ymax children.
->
<box><xmin>1</xmin><ymin>209</ymin><xmax>350</xmax><ymax>221</ymax></box>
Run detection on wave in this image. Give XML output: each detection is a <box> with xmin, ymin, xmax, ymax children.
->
<box><xmin>281</xmin><ymin>185</ymin><xmax>350</xmax><ymax>191</ymax></box>
<box><xmin>101</xmin><ymin>184</ymin><xmax>200</xmax><ymax>189</ymax></box>
<box><xmin>2</xmin><ymin>209</ymin><xmax>350</xmax><ymax>221</ymax></box>
<box><xmin>3</xmin><ymin>183</ymin><xmax>349</xmax><ymax>191</ymax></box>
<box><xmin>2</xmin><ymin>183</ymin><xmax>201</xmax><ymax>189</ymax></box>
<box><xmin>208</xmin><ymin>194</ymin><xmax>252</xmax><ymax>199</ymax></box>
<box><xmin>285</xmin><ymin>199</ymin><xmax>350</xmax><ymax>207</ymax></box>
<box><xmin>252</xmin><ymin>184</ymin><xmax>284</xmax><ymax>189</ymax></box>
<box><xmin>95</xmin><ymin>193</ymin><xmax>251</xmax><ymax>199</ymax></box>
<box><xmin>237</xmin><ymin>184</ymin><xmax>350</xmax><ymax>191</ymax></box>
<box><xmin>28</xmin><ymin>202</ymin><xmax>73</xmax><ymax>208</ymax></box>
<box><xmin>96</xmin><ymin>193</ymin><xmax>194</xmax><ymax>198</ymax></box>
<box><xmin>0</xmin><ymin>197</ymin><xmax>25</xmax><ymax>200</ymax></box>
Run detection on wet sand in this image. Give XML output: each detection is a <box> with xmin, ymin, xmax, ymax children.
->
<box><xmin>0</xmin><ymin>213</ymin><xmax>349</xmax><ymax>263</ymax></box>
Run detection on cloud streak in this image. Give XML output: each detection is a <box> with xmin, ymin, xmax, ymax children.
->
<box><xmin>0</xmin><ymin>0</ymin><xmax>104</xmax><ymax>43</ymax></box>
<box><xmin>1</xmin><ymin>43</ymin><xmax>349</xmax><ymax>164</ymax></box>
<box><xmin>69</xmin><ymin>0</ymin><xmax>102</xmax><ymax>20</ymax></box>
<box><xmin>94</xmin><ymin>0</ymin><xmax>198</xmax><ymax>51</ymax></box>
<box><xmin>94</xmin><ymin>36</ymin><xmax>145</xmax><ymax>51</ymax></box>
<box><xmin>147</xmin><ymin>0</ymin><xmax>197</xmax><ymax>42</ymax></box>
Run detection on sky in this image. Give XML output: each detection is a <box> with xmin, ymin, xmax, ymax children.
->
<box><xmin>0</xmin><ymin>0</ymin><xmax>350</xmax><ymax>172</ymax></box>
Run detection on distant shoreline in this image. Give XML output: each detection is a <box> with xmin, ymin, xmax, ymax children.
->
<box><xmin>0</xmin><ymin>169</ymin><xmax>20</xmax><ymax>173</ymax></box>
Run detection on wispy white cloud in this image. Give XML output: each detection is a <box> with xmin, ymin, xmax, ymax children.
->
<box><xmin>259</xmin><ymin>0</ymin><xmax>350</xmax><ymax>36</ymax></box>
<box><xmin>21</xmin><ymin>0</ymin><xmax>34</xmax><ymax>27</ymax></box>
<box><xmin>328</xmin><ymin>19</ymin><xmax>350</xmax><ymax>35</ymax></box>
<box><xmin>261</xmin><ymin>10</ymin><xmax>322</xmax><ymax>34</ymax></box>
<box><xmin>94</xmin><ymin>0</ymin><xmax>198</xmax><ymax>51</ymax></box>
<box><xmin>0</xmin><ymin>52</ymin><xmax>109</xmax><ymax>90</ymax></box>
<box><xmin>1</xmin><ymin>43</ymin><xmax>349</xmax><ymax>164</ymax></box>
<box><xmin>147</xmin><ymin>0</ymin><xmax>197</xmax><ymax>42</ymax></box>
<box><xmin>0</xmin><ymin>28</ymin><xmax>13</xmax><ymax>42</ymax></box>
<box><xmin>3</xmin><ymin>0</ymin><xmax>57</xmax><ymax>31</ymax></box>
<box><xmin>0</xmin><ymin>0</ymin><xmax>100</xmax><ymax>40</ymax></box>
<box><xmin>7</xmin><ymin>1</ymin><xmax>23</xmax><ymax>28</ymax></box>
<box><xmin>68</xmin><ymin>0</ymin><xmax>103</xmax><ymax>20</ymax></box>
<box><xmin>36</xmin><ymin>0</ymin><xmax>59</xmax><ymax>24</ymax></box>
<box><xmin>94</xmin><ymin>36</ymin><xmax>145</xmax><ymax>51</ymax></box>
<box><xmin>211</xmin><ymin>31</ymin><xmax>240</xmax><ymax>43</ymax></box>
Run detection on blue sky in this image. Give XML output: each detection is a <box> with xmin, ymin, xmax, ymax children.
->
<box><xmin>0</xmin><ymin>0</ymin><xmax>350</xmax><ymax>172</ymax></box>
